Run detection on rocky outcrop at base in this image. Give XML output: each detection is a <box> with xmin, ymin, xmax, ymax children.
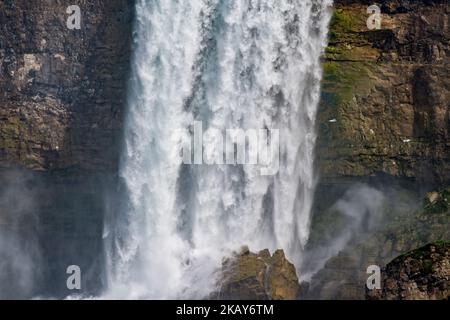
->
<box><xmin>367</xmin><ymin>242</ymin><xmax>450</xmax><ymax>300</ymax></box>
<box><xmin>213</xmin><ymin>247</ymin><xmax>300</xmax><ymax>300</ymax></box>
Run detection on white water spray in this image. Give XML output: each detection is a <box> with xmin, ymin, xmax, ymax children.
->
<box><xmin>105</xmin><ymin>0</ymin><xmax>332</xmax><ymax>299</ymax></box>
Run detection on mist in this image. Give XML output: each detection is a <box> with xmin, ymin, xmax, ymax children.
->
<box><xmin>301</xmin><ymin>183</ymin><xmax>386</xmax><ymax>280</ymax></box>
<box><xmin>0</xmin><ymin>170</ymin><xmax>42</xmax><ymax>299</ymax></box>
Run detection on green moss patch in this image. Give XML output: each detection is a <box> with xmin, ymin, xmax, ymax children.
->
<box><xmin>322</xmin><ymin>61</ymin><xmax>373</xmax><ymax>107</ymax></box>
<box><xmin>330</xmin><ymin>9</ymin><xmax>356</xmax><ymax>39</ymax></box>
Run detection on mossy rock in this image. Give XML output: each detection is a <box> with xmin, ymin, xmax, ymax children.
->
<box><xmin>329</xmin><ymin>9</ymin><xmax>365</xmax><ymax>42</ymax></box>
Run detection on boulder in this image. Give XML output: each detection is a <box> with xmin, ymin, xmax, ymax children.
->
<box><xmin>367</xmin><ymin>242</ymin><xmax>450</xmax><ymax>300</ymax></box>
<box><xmin>213</xmin><ymin>247</ymin><xmax>300</xmax><ymax>300</ymax></box>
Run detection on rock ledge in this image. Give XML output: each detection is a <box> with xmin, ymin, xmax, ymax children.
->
<box><xmin>213</xmin><ymin>247</ymin><xmax>300</xmax><ymax>300</ymax></box>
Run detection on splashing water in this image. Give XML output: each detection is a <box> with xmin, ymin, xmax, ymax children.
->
<box><xmin>104</xmin><ymin>0</ymin><xmax>332</xmax><ymax>299</ymax></box>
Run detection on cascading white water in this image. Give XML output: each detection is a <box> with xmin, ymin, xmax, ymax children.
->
<box><xmin>105</xmin><ymin>0</ymin><xmax>332</xmax><ymax>299</ymax></box>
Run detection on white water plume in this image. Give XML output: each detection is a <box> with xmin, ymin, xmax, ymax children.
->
<box><xmin>105</xmin><ymin>0</ymin><xmax>332</xmax><ymax>299</ymax></box>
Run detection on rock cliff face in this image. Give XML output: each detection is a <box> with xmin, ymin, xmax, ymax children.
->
<box><xmin>306</xmin><ymin>0</ymin><xmax>450</xmax><ymax>299</ymax></box>
<box><xmin>0</xmin><ymin>1</ymin><xmax>133</xmax><ymax>298</ymax></box>
<box><xmin>367</xmin><ymin>242</ymin><xmax>450</xmax><ymax>300</ymax></box>
<box><xmin>0</xmin><ymin>0</ymin><xmax>133</xmax><ymax>171</ymax></box>
<box><xmin>317</xmin><ymin>0</ymin><xmax>450</xmax><ymax>186</ymax></box>
<box><xmin>214</xmin><ymin>247</ymin><xmax>300</xmax><ymax>300</ymax></box>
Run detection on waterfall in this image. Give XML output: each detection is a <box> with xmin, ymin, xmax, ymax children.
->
<box><xmin>105</xmin><ymin>0</ymin><xmax>332</xmax><ymax>299</ymax></box>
